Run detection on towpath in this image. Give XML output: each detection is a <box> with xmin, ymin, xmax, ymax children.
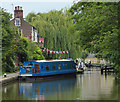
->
<box><xmin>0</xmin><ymin>72</ymin><xmax>19</xmax><ymax>81</ymax></box>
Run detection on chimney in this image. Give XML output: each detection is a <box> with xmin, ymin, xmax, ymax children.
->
<box><xmin>14</xmin><ymin>6</ymin><xmax>23</xmax><ymax>19</ymax></box>
<box><xmin>15</xmin><ymin>7</ymin><xmax>17</xmax><ymax>10</ymax></box>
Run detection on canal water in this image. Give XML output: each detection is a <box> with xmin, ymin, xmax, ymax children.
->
<box><xmin>2</xmin><ymin>71</ymin><xmax>120</xmax><ymax>100</ymax></box>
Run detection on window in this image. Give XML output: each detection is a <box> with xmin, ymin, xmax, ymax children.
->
<box><xmin>65</xmin><ymin>64</ymin><xmax>67</xmax><ymax>69</ymax></box>
<box><xmin>52</xmin><ymin>65</ymin><xmax>56</xmax><ymax>70</ymax></box>
<box><xmin>70</xmin><ymin>63</ymin><xmax>73</xmax><ymax>69</ymax></box>
<box><xmin>15</xmin><ymin>18</ymin><xmax>21</xmax><ymax>26</ymax></box>
<box><xmin>45</xmin><ymin>65</ymin><xmax>49</xmax><ymax>71</ymax></box>
<box><xmin>34</xmin><ymin>68</ymin><xmax>36</xmax><ymax>73</ymax></box>
<box><xmin>33</xmin><ymin>29</ymin><xmax>37</xmax><ymax>42</ymax></box>
<box><xmin>63</xmin><ymin>64</ymin><xmax>65</xmax><ymax>69</ymax></box>
<box><xmin>41</xmin><ymin>65</ymin><xmax>43</xmax><ymax>69</ymax></box>
<box><xmin>58</xmin><ymin>64</ymin><xmax>61</xmax><ymax>70</ymax></box>
<box><xmin>33</xmin><ymin>32</ymin><xmax>35</xmax><ymax>41</ymax></box>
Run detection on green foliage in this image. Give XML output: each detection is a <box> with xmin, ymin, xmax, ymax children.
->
<box><xmin>69</xmin><ymin>2</ymin><xmax>120</xmax><ymax>77</ymax></box>
<box><xmin>27</xmin><ymin>40</ymin><xmax>45</xmax><ymax>60</ymax></box>
<box><xmin>15</xmin><ymin>37</ymin><xmax>29</xmax><ymax>63</ymax></box>
<box><xmin>26</xmin><ymin>10</ymin><xmax>87</xmax><ymax>59</ymax></box>
<box><xmin>1</xmin><ymin>8</ymin><xmax>18</xmax><ymax>72</ymax></box>
<box><xmin>14</xmin><ymin>37</ymin><xmax>45</xmax><ymax>63</ymax></box>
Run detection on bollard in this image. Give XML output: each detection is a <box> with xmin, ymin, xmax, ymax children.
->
<box><xmin>4</xmin><ymin>73</ymin><xmax>7</xmax><ymax>77</ymax></box>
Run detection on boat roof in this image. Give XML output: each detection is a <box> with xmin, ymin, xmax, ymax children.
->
<box><xmin>36</xmin><ymin>59</ymin><xmax>73</xmax><ymax>63</ymax></box>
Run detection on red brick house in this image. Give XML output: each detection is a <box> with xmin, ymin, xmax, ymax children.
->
<box><xmin>12</xmin><ymin>6</ymin><xmax>38</xmax><ymax>43</ymax></box>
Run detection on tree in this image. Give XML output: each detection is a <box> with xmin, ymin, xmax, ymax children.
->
<box><xmin>27</xmin><ymin>40</ymin><xmax>45</xmax><ymax>60</ymax></box>
<box><xmin>26</xmin><ymin>10</ymin><xmax>86</xmax><ymax>60</ymax></box>
<box><xmin>1</xmin><ymin>8</ymin><xmax>18</xmax><ymax>72</ymax></box>
<box><xmin>69</xmin><ymin>2</ymin><xmax>120</xmax><ymax>77</ymax></box>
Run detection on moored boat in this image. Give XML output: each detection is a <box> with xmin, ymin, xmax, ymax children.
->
<box><xmin>19</xmin><ymin>59</ymin><xmax>77</xmax><ymax>78</ymax></box>
<box><xmin>77</xmin><ymin>68</ymin><xmax>84</xmax><ymax>73</ymax></box>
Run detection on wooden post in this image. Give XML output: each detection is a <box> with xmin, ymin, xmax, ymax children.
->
<box><xmin>105</xmin><ymin>65</ymin><xmax>107</xmax><ymax>75</ymax></box>
<box><xmin>101</xmin><ymin>68</ymin><xmax>103</xmax><ymax>74</ymax></box>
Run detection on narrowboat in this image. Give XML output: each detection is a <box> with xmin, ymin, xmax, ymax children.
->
<box><xmin>19</xmin><ymin>59</ymin><xmax>77</xmax><ymax>78</ymax></box>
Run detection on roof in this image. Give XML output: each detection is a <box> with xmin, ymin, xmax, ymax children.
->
<box><xmin>36</xmin><ymin>59</ymin><xmax>73</xmax><ymax>62</ymax></box>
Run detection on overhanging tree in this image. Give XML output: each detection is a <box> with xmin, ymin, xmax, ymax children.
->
<box><xmin>69</xmin><ymin>2</ymin><xmax>120</xmax><ymax>77</ymax></box>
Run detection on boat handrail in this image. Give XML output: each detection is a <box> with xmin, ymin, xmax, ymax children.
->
<box><xmin>22</xmin><ymin>66</ymin><xmax>32</xmax><ymax>68</ymax></box>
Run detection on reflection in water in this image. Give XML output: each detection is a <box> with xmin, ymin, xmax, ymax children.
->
<box><xmin>4</xmin><ymin>87</ymin><xmax>7</xmax><ymax>93</ymax></box>
<box><xmin>76</xmin><ymin>71</ymin><xmax>119</xmax><ymax>100</ymax></box>
<box><xmin>19</xmin><ymin>76</ymin><xmax>76</xmax><ymax>100</ymax></box>
<box><xmin>2</xmin><ymin>71</ymin><xmax>119</xmax><ymax>100</ymax></box>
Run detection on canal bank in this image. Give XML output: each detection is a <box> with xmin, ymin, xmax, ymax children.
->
<box><xmin>0</xmin><ymin>72</ymin><xmax>19</xmax><ymax>85</ymax></box>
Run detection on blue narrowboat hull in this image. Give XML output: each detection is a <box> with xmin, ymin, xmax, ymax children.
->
<box><xmin>19</xmin><ymin>59</ymin><xmax>77</xmax><ymax>78</ymax></box>
<box><xmin>31</xmin><ymin>69</ymin><xmax>76</xmax><ymax>76</ymax></box>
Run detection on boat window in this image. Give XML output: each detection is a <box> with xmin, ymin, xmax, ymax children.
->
<box><xmin>58</xmin><ymin>64</ymin><xmax>61</xmax><ymax>70</ymax></box>
<box><xmin>26</xmin><ymin>68</ymin><xmax>30</xmax><ymax>73</ymax></box>
<box><xmin>41</xmin><ymin>65</ymin><xmax>43</xmax><ymax>69</ymax></box>
<box><xmin>34</xmin><ymin>68</ymin><xmax>36</xmax><ymax>73</ymax></box>
<box><xmin>65</xmin><ymin>64</ymin><xmax>67</xmax><ymax>69</ymax></box>
<box><xmin>45</xmin><ymin>65</ymin><xmax>49</xmax><ymax>71</ymax></box>
<box><xmin>70</xmin><ymin>63</ymin><xmax>73</xmax><ymax>69</ymax></box>
<box><xmin>52</xmin><ymin>65</ymin><xmax>56</xmax><ymax>70</ymax></box>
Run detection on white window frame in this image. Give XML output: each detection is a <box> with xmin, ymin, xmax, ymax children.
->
<box><xmin>15</xmin><ymin>18</ymin><xmax>21</xmax><ymax>26</ymax></box>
